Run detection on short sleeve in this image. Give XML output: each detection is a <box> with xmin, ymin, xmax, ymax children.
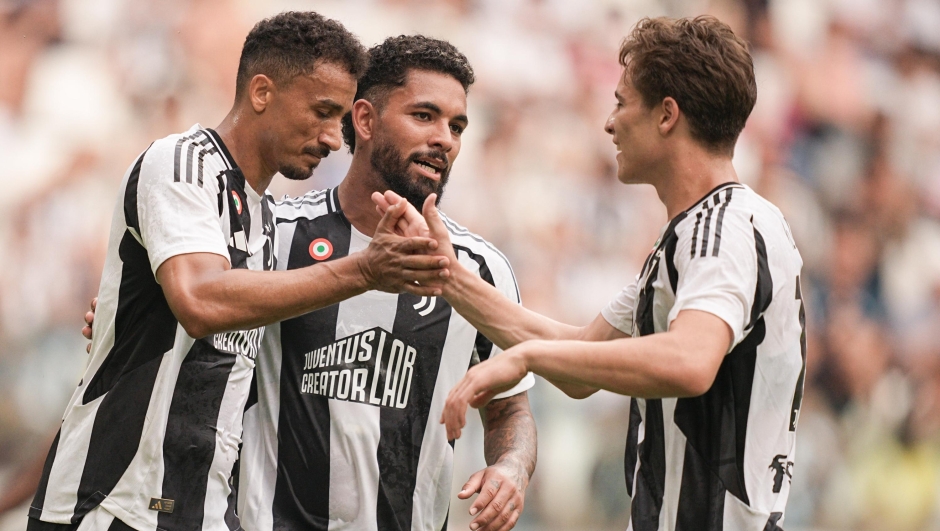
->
<box><xmin>472</xmin><ymin>247</ymin><xmax>535</xmax><ymax>399</ymax></box>
<box><xmin>668</xmin><ymin>207</ymin><xmax>757</xmax><ymax>349</ymax></box>
<box><xmin>134</xmin><ymin>139</ymin><xmax>230</xmax><ymax>277</ymax></box>
<box><xmin>601</xmin><ymin>279</ymin><xmax>640</xmax><ymax>335</ymax></box>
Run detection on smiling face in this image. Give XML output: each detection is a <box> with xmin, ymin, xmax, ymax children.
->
<box><xmin>367</xmin><ymin>69</ymin><xmax>468</xmax><ymax>208</ymax></box>
<box><xmin>604</xmin><ymin>72</ymin><xmax>666</xmax><ymax>185</ymax></box>
<box><xmin>259</xmin><ymin>61</ymin><xmax>358</xmax><ymax>180</ymax></box>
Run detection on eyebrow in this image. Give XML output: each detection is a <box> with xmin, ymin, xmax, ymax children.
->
<box><xmin>414</xmin><ymin>101</ymin><xmax>469</xmax><ymax>125</ymax></box>
<box><xmin>317</xmin><ymin>99</ymin><xmax>345</xmax><ymax>113</ymax></box>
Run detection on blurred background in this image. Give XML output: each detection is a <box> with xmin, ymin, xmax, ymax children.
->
<box><xmin>1</xmin><ymin>0</ymin><xmax>940</xmax><ymax>530</ymax></box>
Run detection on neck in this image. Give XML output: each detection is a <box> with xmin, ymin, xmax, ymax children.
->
<box><xmin>652</xmin><ymin>142</ymin><xmax>739</xmax><ymax>220</ymax></box>
<box><xmin>338</xmin><ymin>147</ymin><xmax>388</xmax><ymax>237</ymax></box>
<box><xmin>215</xmin><ymin>106</ymin><xmax>277</xmax><ymax>195</ymax></box>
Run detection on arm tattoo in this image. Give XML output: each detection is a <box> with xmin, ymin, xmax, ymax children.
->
<box><xmin>481</xmin><ymin>392</ymin><xmax>537</xmax><ymax>484</ymax></box>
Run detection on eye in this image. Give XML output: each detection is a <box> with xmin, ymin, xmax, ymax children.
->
<box><xmin>450</xmin><ymin>124</ymin><xmax>465</xmax><ymax>135</ymax></box>
<box><xmin>317</xmin><ymin>109</ymin><xmax>331</xmax><ymax>119</ymax></box>
<box><xmin>414</xmin><ymin>112</ymin><xmax>431</xmax><ymax>121</ymax></box>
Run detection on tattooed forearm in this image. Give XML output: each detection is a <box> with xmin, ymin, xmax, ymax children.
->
<box><xmin>481</xmin><ymin>392</ymin><xmax>537</xmax><ymax>482</ymax></box>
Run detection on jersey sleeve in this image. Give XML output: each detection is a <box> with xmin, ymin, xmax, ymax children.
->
<box><xmin>474</xmin><ymin>248</ymin><xmax>535</xmax><ymax>399</ymax></box>
<box><xmin>668</xmin><ymin>207</ymin><xmax>758</xmax><ymax>349</ymax></box>
<box><xmin>601</xmin><ymin>278</ymin><xmax>640</xmax><ymax>335</ymax></box>
<box><xmin>134</xmin><ymin>138</ymin><xmax>230</xmax><ymax>277</ymax></box>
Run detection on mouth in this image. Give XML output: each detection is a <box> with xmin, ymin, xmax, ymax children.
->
<box><xmin>412</xmin><ymin>157</ymin><xmax>446</xmax><ymax>180</ymax></box>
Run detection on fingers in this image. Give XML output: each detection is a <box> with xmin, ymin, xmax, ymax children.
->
<box><xmin>371</xmin><ymin>191</ymin><xmax>391</xmax><ymax>214</ymax></box>
<box><xmin>441</xmin><ymin>380</ymin><xmax>472</xmax><ymax>440</ymax></box>
<box><xmin>90</xmin><ymin>297</ymin><xmax>97</xmax><ymax>311</ymax></box>
<box><xmin>470</xmin><ymin>477</ymin><xmax>519</xmax><ymax>531</ymax></box>
<box><xmin>457</xmin><ymin>469</ymin><xmax>485</xmax><ymax>500</ymax></box>
<box><xmin>469</xmin><ymin>389</ymin><xmax>499</xmax><ymax>409</ymax></box>
<box><xmin>375</xmin><ymin>200</ymin><xmax>408</xmax><ymax>235</ymax></box>
<box><xmin>400</xmin><ymin>254</ymin><xmax>449</xmax><ymax>271</ymax></box>
<box><xmin>396</xmin><ymin>237</ymin><xmax>439</xmax><ymax>254</ymax></box>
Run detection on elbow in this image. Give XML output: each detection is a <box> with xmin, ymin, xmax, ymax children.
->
<box><xmin>563</xmin><ymin>386</ymin><xmax>600</xmax><ymax>400</ymax></box>
<box><xmin>674</xmin><ymin>362</ymin><xmax>718</xmax><ymax>397</ymax></box>
<box><xmin>172</xmin><ymin>299</ymin><xmax>216</xmax><ymax>338</ymax></box>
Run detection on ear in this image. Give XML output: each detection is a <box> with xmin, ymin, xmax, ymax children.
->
<box><xmin>248</xmin><ymin>74</ymin><xmax>275</xmax><ymax>113</ymax></box>
<box><xmin>658</xmin><ymin>96</ymin><xmax>680</xmax><ymax>137</ymax></box>
<box><xmin>351</xmin><ymin>99</ymin><xmax>377</xmax><ymax>145</ymax></box>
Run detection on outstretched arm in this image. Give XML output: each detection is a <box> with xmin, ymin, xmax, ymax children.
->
<box><xmin>457</xmin><ymin>393</ymin><xmax>536</xmax><ymax>531</ymax></box>
<box><xmin>442</xmin><ymin>309</ymin><xmax>732</xmax><ymax>439</ymax></box>
<box><xmin>374</xmin><ymin>192</ymin><xmax>627</xmax><ymax>398</ymax></box>
<box><xmin>157</xmin><ymin>200</ymin><xmax>449</xmax><ymax>338</ymax></box>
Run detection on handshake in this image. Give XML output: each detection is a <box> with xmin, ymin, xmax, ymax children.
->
<box><xmin>359</xmin><ymin>190</ymin><xmax>460</xmax><ymax>298</ymax></box>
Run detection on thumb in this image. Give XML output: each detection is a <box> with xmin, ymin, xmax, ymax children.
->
<box><xmin>458</xmin><ymin>469</ymin><xmax>486</xmax><ymax>499</ymax></box>
<box><xmin>423</xmin><ymin>194</ymin><xmax>446</xmax><ymax>236</ymax></box>
<box><xmin>376</xmin><ymin>201</ymin><xmax>405</xmax><ymax>234</ymax></box>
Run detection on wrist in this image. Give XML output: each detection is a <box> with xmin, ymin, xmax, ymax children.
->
<box><xmin>352</xmin><ymin>251</ymin><xmax>376</xmax><ymax>290</ymax></box>
<box><xmin>441</xmin><ymin>260</ymin><xmax>470</xmax><ymax>300</ymax></box>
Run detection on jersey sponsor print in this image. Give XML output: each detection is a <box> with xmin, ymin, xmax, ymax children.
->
<box><xmin>237</xmin><ymin>187</ymin><xmax>534</xmax><ymax>531</ymax></box>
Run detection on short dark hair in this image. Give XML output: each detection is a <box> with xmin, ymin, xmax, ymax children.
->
<box><xmin>235</xmin><ymin>11</ymin><xmax>368</xmax><ymax>100</ymax></box>
<box><xmin>619</xmin><ymin>16</ymin><xmax>756</xmax><ymax>155</ymax></box>
<box><xmin>342</xmin><ymin>35</ymin><xmax>475</xmax><ymax>153</ymax></box>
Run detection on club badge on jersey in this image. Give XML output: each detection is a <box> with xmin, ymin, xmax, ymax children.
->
<box><xmin>309</xmin><ymin>238</ymin><xmax>334</xmax><ymax>260</ymax></box>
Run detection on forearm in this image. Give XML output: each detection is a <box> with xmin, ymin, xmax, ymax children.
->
<box><xmin>444</xmin><ymin>263</ymin><xmax>580</xmax><ymax>349</ymax></box>
<box><xmin>482</xmin><ymin>394</ymin><xmax>537</xmax><ymax>479</ymax></box>
<box><xmin>173</xmin><ymin>254</ymin><xmax>369</xmax><ymax>337</ymax></box>
<box><xmin>521</xmin><ymin>335</ymin><xmax>716</xmax><ymax>398</ymax></box>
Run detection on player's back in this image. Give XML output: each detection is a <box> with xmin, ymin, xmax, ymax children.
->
<box><xmin>238</xmin><ymin>187</ymin><xmax>533</xmax><ymax>531</ymax></box>
<box><xmin>31</xmin><ymin>125</ymin><xmax>275</xmax><ymax>531</ymax></box>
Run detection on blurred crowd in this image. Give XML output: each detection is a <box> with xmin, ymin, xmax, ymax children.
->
<box><xmin>2</xmin><ymin>0</ymin><xmax>940</xmax><ymax>530</ymax></box>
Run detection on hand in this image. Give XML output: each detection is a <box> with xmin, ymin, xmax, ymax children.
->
<box><xmin>458</xmin><ymin>462</ymin><xmax>527</xmax><ymax>531</ymax></box>
<box><xmin>374</xmin><ymin>192</ymin><xmax>460</xmax><ymax>285</ymax></box>
<box><xmin>370</xmin><ymin>192</ymin><xmax>430</xmax><ymax>238</ymax></box>
<box><xmin>358</xmin><ymin>199</ymin><xmax>449</xmax><ymax>296</ymax></box>
<box><xmin>442</xmin><ymin>348</ymin><xmax>529</xmax><ymax>440</ymax></box>
<box><xmin>83</xmin><ymin>297</ymin><xmax>97</xmax><ymax>353</ymax></box>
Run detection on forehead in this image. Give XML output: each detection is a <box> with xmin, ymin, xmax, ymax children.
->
<box><xmin>286</xmin><ymin>61</ymin><xmax>358</xmax><ymax>101</ymax></box>
<box><xmin>386</xmin><ymin>69</ymin><xmax>467</xmax><ymax>113</ymax></box>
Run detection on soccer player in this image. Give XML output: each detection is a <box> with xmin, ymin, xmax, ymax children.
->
<box><xmin>236</xmin><ymin>36</ymin><xmax>536</xmax><ymax>531</ymax></box>
<box><xmin>407</xmin><ymin>16</ymin><xmax>805</xmax><ymax>531</ymax></box>
<box><xmin>28</xmin><ymin>13</ymin><xmax>448</xmax><ymax>531</ymax></box>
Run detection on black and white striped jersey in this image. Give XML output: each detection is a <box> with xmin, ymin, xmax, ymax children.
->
<box><xmin>30</xmin><ymin>125</ymin><xmax>276</xmax><ymax>531</ymax></box>
<box><xmin>601</xmin><ymin>183</ymin><xmax>805</xmax><ymax>531</ymax></box>
<box><xmin>237</xmin><ymin>187</ymin><xmax>534</xmax><ymax>531</ymax></box>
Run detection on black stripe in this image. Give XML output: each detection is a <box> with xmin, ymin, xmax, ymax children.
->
<box><xmin>624</xmin><ymin>399</ymin><xmax>641</xmax><ymax>497</ymax></box>
<box><xmin>376</xmin><ymin>290</ymin><xmax>454</xmax><ymax>531</ymax></box>
<box><xmin>123</xmin><ymin>149</ymin><xmax>149</xmax><ymax>234</ymax></box>
<box><xmin>272</xmin><ymin>213</ymin><xmax>352</xmax><ymax>531</ymax></box>
<box><xmin>174</xmin><ymin>133</ymin><xmax>201</xmax><ymax>182</ymax></box>
<box><xmin>158</xmin><ymin>339</ymin><xmax>237</xmax><ymax>531</ymax></box>
<box><xmin>630</xmin><ymin>399</ymin><xmax>666</xmax><ymax>531</ymax></box>
<box><xmin>711</xmin><ymin>188</ymin><xmax>734</xmax><ymax>257</ymax></box>
<box><xmin>674</xmin><ymin>442</ymin><xmax>725</xmax><ymax>531</ymax></box>
<box><xmin>206</xmin><ymin>129</ymin><xmax>237</xmax><ymax>170</ymax></box>
<box><xmin>454</xmin><ymin>244</ymin><xmax>498</xmax><ymax>362</ymax></box>
<box><xmin>690</xmin><ymin>212</ymin><xmax>702</xmax><ymax>259</ymax></box>
<box><xmin>699</xmin><ymin>206</ymin><xmax>714</xmax><ymax>258</ymax></box>
<box><xmin>26</xmin><ymin>517</ymin><xmax>76</xmax><ymax>531</ymax></box>
<box><xmin>672</xmin><ymin>224</ymin><xmax>773</xmax><ymax>507</ymax></box>
<box><xmin>28</xmin><ymin>429</ymin><xmax>61</xmax><ymax>518</ymax></box>
<box><xmin>764</xmin><ymin>512</ymin><xmax>784</xmax><ymax>531</ymax></box>
<box><xmin>790</xmin><ymin>276</ymin><xmax>807</xmax><ymax>432</ymax></box>
<box><xmin>683</xmin><ymin>182</ymin><xmax>744</xmax><ymax>215</ymax></box>
<box><xmin>72</xmin><ymin>230</ymin><xmax>178</xmax><ymax>520</ymax></box>
<box><xmin>197</xmin><ymin>146</ymin><xmax>218</xmax><ymax>188</ymax></box>
<box><xmin>185</xmin><ymin>140</ymin><xmax>197</xmax><ymax>183</ymax></box>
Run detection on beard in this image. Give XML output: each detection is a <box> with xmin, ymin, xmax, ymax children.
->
<box><xmin>279</xmin><ymin>145</ymin><xmax>331</xmax><ymax>181</ymax></box>
<box><xmin>370</xmin><ymin>139</ymin><xmax>450</xmax><ymax>210</ymax></box>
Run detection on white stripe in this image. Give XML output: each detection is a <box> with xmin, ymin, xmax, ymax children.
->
<box><xmin>239</xmin><ymin>321</ymin><xmax>283</xmax><ymax>531</ymax></box>
<box><xmin>327</xmin><ymin>227</ymin><xmax>397</xmax><ymax>530</ymax></box>
<box><xmin>658</xmin><ymin>399</ymin><xmax>685</xmax><ymax>531</ymax></box>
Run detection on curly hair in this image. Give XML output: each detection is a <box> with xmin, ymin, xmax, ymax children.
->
<box><xmin>235</xmin><ymin>11</ymin><xmax>368</xmax><ymax>100</ymax></box>
<box><xmin>619</xmin><ymin>16</ymin><xmax>756</xmax><ymax>155</ymax></box>
<box><xmin>342</xmin><ymin>35</ymin><xmax>475</xmax><ymax>153</ymax></box>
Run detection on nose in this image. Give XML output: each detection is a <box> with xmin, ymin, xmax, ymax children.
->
<box><xmin>428</xmin><ymin>120</ymin><xmax>454</xmax><ymax>153</ymax></box>
<box><xmin>604</xmin><ymin>114</ymin><xmax>615</xmax><ymax>136</ymax></box>
<box><xmin>320</xmin><ymin>119</ymin><xmax>343</xmax><ymax>152</ymax></box>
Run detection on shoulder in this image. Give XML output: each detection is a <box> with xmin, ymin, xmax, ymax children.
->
<box><xmin>137</xmin><ymin>125</ymin><xmax>227</xmax><ymax>187</ymax></box>
<box><xmin>274</xmin><ymin>188</ymin><xmax>332</xmax><ymax>223</ymax></box>
<box><xmin>440</xmin><ymin>212</ymin><xmax>520</xmax><ymax>296</ymax></box>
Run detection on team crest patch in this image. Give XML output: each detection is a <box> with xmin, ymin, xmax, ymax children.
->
<box><xmin>149</xmin><ymin>497</ymin><xmax>175</xmax><ymax>513</ymax></box>
<box><xmin>309</xmin><ymin>238</ymin><xmax>333</xmax><ymax>260</ymax></box>
<box><xmin>232</xmin><ymin>190</ymin><xmax>243</xmax><ymax>215</ymax></box>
